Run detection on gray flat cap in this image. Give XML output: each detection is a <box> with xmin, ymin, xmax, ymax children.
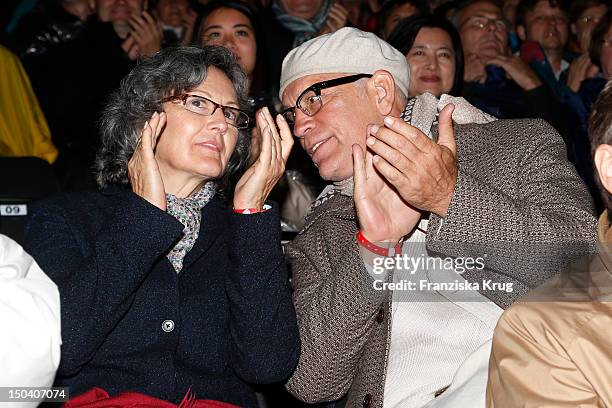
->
<box><xmin>279</xmin><ymin>27</ymin><xmax>410</xmax><ymax>100</ymax></box>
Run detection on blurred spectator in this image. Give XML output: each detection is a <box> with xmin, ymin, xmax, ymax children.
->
<box><xmin>155</xmin><ymin>0</ymin><xmax>198</xmax><ymax>46</ymax></box>
<box><xmin>501</xmin><ymin>0</ymin><xmax>518</xmax><ymax>26</ymax></box>
<box><xmin>339</xmin><ymin>0</ymin><xmax>374</xmax><ymax>31</ymax></box>
<box><xmin>568</xmin><ymin>0</ymin><xmax>608</xmax><ymax>54</ymax></box>
<box><xmin>259</xmin><ymin>0</ymin><xmax>349</xmax><ymax>98</ymax></box>
<box><xmin>515</xmin><ymin>0</ymin><xmax>606</xmax><ymax>204</ymax></box>
<box><xmin>377</xmin><ymin>0</ymin><xmax>428</xmax><ymax>39</ymax></box>
<box><xmin>501</xmin><ymin>0</ymin><xmax>520</xmax><ymax>52</ymax></box>
<box><xmin>565</xmin><ymin>10</ymin><xmax>611</xmax><ymax>134</ymax></box>
<box><xmin>561</xmin><ymin>12</ymin><xmax>612</xmax><ymax>210</ymax></box>
<box><xmin>0</xmin><ymin>234</ymin><xmax>60</xmax><ymax>394</ymax></box>
<box><xmin>387</xmin><ymin>14</ymin><xmax>464</xmax><ymax>96</ymax></box>
<box><xmin>0</xmin><ymin>45</ymin><xmax>57</xmax><ymax>163</ymax></box>
<box><xmin>10</xmin><ymin>0</ymin><xmax>94</xmax><ymax>58</ymax></box>
<box><xmin>198</xmin><ymin>0</ymin><xmax>267</xmax><ymax>101</ymax></box>
<box><xmin>23</xmin><ymin>0</ymin><xmax>162</xmax><ymax>190</ymax></box>
<box><xmin>273</xmin><ymin>0</ymin><xmax>348</xmax><ymax>45</ymax></box>
<box><xmin>433</xmin><ymin>1</ymin><xmax>459</xmax><ymax>20</ymax></box>
<box><xmin>486</xmin><ymin>80</ymin><xmax>612</xmax><ymax>408</ymax></box>
<box><xmin>591</xmin><ymin>10</ymin><xmax>612</xmax><ymax>81</ymax></box>
<box><xmin>515</xmin><ymin>0</ymin><xmax>571</xmax><ymax>92</ymax></box>
<box><xmin>455</xmin><ymin>0</ymin><xmax>568</xmax><ymax>139</ymax></box>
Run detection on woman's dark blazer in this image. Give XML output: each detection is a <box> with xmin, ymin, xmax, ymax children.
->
<box><xmin>24</xmin><ymin>188</ymin><xmax>300</xmax><ymax>408</ymax></box>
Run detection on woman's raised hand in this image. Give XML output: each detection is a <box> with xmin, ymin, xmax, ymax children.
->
<box><xmin>233</xmin><ymin>107</ymin><xmax>293</xmax><ymax>210</ymax></box>
<box><xmin>128</xmin><ymin>111</ymin><xmax>167</xmax><ymax>211</ymax></box>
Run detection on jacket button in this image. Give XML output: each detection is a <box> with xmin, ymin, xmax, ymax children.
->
<box><xmin>162</xmin><ymin>320</ymin><xmax>175</xmax><ymax>332</ymax></box>
<box><xmin>376</xmin><ymin>307</ymin><xmax>385</xmax><ymax>324</ymax></box>
<box><xmin>363</xmin><ymin>394</ymin><xmax>372</xmax><ymax>408</ymax></box>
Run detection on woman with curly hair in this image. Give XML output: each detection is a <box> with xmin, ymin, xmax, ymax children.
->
<box><xmin>24</xmin><ymin>45</ymin><xmax>299</xmax><ymax>407</ymax></box>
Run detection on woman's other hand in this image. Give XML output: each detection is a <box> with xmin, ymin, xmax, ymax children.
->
<box><xmin>128</xmin><ymin>111</ymin><xmax>167</xmax><ymax>210</ymax></box>
<box><xmin>249</xmin><ymin>126</ymin><xmax>262</xmax><ymax>166</ymax></box>
<box><xmin>233</xmin><ymin>107</ymin><xmax>293</xmax><ymax>210</ymax></box>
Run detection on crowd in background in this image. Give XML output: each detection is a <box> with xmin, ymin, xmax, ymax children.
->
<box><xmin>1</xmin><ymin>0</ymin><xmax>611</xmax><ymax>212</ymax></box>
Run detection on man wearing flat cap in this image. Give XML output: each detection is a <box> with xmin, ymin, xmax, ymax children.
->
<box><xmin>280</xmin><ymin>27</ymin><xmax>597</xmax><ymax>408</ymax></box>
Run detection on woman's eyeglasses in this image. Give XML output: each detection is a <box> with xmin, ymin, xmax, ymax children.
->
<box><xmin>163</xmin><ymin>94</ymin><xmax>250</xmax><ymax>129</ymax></box>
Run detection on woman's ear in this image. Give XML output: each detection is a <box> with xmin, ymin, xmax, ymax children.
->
<box><xmin>367</xmin><ymin>70</ymin><xmax>396</xmax><ymax>116</ymax></box>
<box><xmin>595</xmin><ymin>144</ymin><xmax>612</xmax><ymax>195</ymax></box>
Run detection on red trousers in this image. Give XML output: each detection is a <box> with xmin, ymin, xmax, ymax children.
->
<box><xmin>64</xmin><ymin>388</ymin><xmax>241</xmax><ymax>408</ymax></box>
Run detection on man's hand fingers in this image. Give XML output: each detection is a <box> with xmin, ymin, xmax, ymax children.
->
<box><xmin>438</xmin><ymin>104</ymin><xmax>456</xmax><ymax>154</ymax></box>
<box><xmin>352</xmin><ymin>143</ymin><xmax>367</xmax><ymax>196</ymax></box>
<box><xmin>378</xmin><ymin>116</ymin><xmax>432</xmax><ymax>153</ymax></box>
<box><xmin>372</xmin><ymin>153</ymin><xmax>405</xmax><ymax>189</ymax></box>
<box><xmin>367</xmin><ymin>131</ymin><xmax>416</xmax><ymax>174</ymax></box>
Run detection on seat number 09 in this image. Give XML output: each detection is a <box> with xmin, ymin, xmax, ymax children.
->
<box><xmin>0</xmin><ymin>205</ymin><xmax>28</xmax><ymax>216</ymax></box>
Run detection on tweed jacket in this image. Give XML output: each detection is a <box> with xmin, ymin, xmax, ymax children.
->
<box><xmin>24</xmin><ymin>190</ymin><xmax>300</xmax><ymax>407</ymax></box>
<box><xmin>285</xmin><ymin>118</ymin><xmax>597</xmax><ymax>408</ymax></box>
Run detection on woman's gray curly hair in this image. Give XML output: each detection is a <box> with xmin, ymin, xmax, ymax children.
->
<box><xmin>95</xmin><ymin>45</ymin><xmax>250</xmax><ymax>198</ymax></box>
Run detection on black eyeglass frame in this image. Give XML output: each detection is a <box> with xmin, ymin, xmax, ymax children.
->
<box><xmin>162</xmin><ymin>93</ymin><xmax>250</xmax><ymax>129</ymax></box>
<box><xmin>280</xmin><ymin>73</ymin><xmax>373</xmax><ymax>124</ymax></box>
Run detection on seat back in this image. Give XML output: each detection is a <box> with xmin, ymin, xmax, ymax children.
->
<box><xmin>0</xmin><ymin>157</ymin><xmax>60</xmax><ymax>244</ymax></box>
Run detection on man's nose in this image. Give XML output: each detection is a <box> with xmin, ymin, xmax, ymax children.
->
<box><xmin>292</xmin><ymin>109</ymin><xmax>313</xmax><ymax>140</ymax></box>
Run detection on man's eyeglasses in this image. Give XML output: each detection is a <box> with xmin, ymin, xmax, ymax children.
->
<box><xmin>162</xmin><ymin>94</ymin><xmax>250</xmax><ymax>129</ymax></box>
<box><xmin>280</xmin><ymin>73</ymin><xmax>373</xmax><ymax>126</ymax></box>
<box><xmin>461</xmin><ymin>16</ymin><xmax>509</xmax><ymax>32</ymax></box>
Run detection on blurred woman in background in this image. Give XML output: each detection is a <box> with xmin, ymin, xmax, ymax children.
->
<box><xmin>198</xmin><ymin>0</ymin><xmax>274</xmax><ymax>109</ymax></box>
<box><xmin>387</xmin><ymin>14</ymin><xmax>464</xmax><ymax>97</ymax></box>
<box><xmin>155</xmin><ymin>0</ymin><xmax>198</xmax><ymax>46</ymax></box>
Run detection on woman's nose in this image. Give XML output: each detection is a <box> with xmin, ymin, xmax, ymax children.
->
<box><xmin>208</xmin><ymin>107</ymin><xmax>229</xmax><ymax>132</ymax></box>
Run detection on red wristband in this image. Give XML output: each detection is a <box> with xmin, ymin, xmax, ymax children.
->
<box><xmin>356</xmin><ymin>230</ymin><xmax>402</xmax><ymax>256</ymax></box>
<box><xmin>233</xmin><ymin>204</ymin><xmax>271</xmax><ymax>214</ymax></box>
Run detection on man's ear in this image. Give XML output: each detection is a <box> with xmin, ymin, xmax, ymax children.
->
<box><xmin>517</xmin><ymin>25</ymin><xmax>526</xmax><ymax>41</ymax></box>
<box><xmin>368</xmin><ymin>70</ymin><xmax>396</xmax><ymax>116</ymax></box>
<box><xmin>595</xmin><ymin>144</ymin><xmax>612</xmax><ymax>194</ymax></box>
